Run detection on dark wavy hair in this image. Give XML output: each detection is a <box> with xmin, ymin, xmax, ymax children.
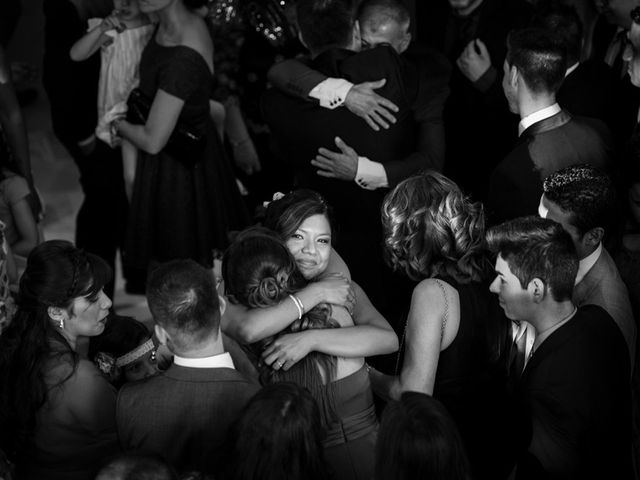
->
<box><xmin>375</xmin><ymin>392</ymin><xmax>471</xmax><ymax>480</ymax></box>
<box><xmin>487</xmin><ymin>216</ymin><xmax>578</xmax><ymax>301</ymax></box>
<box><xmin>225</xmin><ymin>382</ymin><xmax>330</xmax><ymax>480</ymax></box>
<box><xmin>222</xmin><ymin>228</ymin><xmax>339</xmax><ymax>420</ymax></box>
<box><xmin>0</xmin><ymin>240</ymin><xmax>112</xmax><ymax>462</ymax></box>
<box><xmin>263</xmin><ymin>189</ymin><xmax>335</xmax><ymax>244</ymax></box>
<box><xmin>382</xmin><ymin>171</ymin><xmax>491</xmax><ymax>283</ymax></box>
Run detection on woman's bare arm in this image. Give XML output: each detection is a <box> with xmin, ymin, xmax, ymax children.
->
<box><xmin>117</xmin><ymin>89</ymin><xmax>183</xmax><ymax>154</ymax></box>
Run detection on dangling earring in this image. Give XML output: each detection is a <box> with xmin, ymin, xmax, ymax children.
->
<box><xmin>151</xmin><ymin>349</ymin><xmax>157</xmax><ymax>363</ymax></box>
<box><xmin>59</xmin><ymin>318</ymin><xmax>64</xmax><ymax>329</ymax></box>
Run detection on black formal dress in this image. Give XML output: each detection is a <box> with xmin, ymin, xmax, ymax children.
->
<box><xmin>123</xmin><ymin>36</ymin><xmax>249</xmax><ymax>289</ymax></box>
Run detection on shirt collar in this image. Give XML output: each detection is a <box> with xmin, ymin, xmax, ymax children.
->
<box><xmin>575</xmin><ymin>242</ymin><xmax>602</xmax><ymax>285</ymax></box>
<box><xmin>173</xmin><ymin>351</ymin><xmax>235</xmax><ymax>369</ymax></box>
<box><xmin>565</xmin><ymin>62</ymin><xmax>580</xmax><ymax>77</ymax></box>
<box><xmin>532</xmin><ymin>306</ymin><xmax>578</xmax><ymax>353</ymax></box>
<box><xmin>518</xmin><ymin>103</ymin><xmax>561</xmax><ymax>136</ymax></box>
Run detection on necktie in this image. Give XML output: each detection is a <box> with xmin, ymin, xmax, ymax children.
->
<box><xmin>510</xmin><ymin>322</ymin><xmax>527</xmax><ymax>378</ymax></box>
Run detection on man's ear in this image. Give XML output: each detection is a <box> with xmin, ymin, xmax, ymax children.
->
<box><xmin>398</xmin><ymin>31</ymin><xmax>412</xmax><ymax>54</ymax></box>
<box><xmin>583</xmin><ymin>227</ymin><xmax>604</xmax><ymax>248</ymax></box>
<box><xmin>353</xmin><ymin>20</ymin><xmax>362</xmax><ymax>48</ymax></box>
<box><xmin>298</xmin><ymin>30</ymin><xmax>308</xmax><ymax>50</ymax></box>
<box><xmin>510</xmin><ymin>65</ymin><xmax>519</xmax><ymax>89</ymax></box>
<box><xmin>528</xmin><ymin>278</ymin><xmax>546</xmax><ymax>303</ymax></box>
<box><xmin>154</xmin><ymin>324</ymin><xmax>169</xmax><ymax>345</ymax></box>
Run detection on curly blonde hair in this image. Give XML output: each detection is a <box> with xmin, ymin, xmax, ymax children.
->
<box><xmin>382</xmin><ymin>171</ymin><xmax>490</xmax><ymax>283</ymax></box>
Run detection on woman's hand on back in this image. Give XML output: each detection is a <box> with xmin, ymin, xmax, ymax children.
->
<box><xmin>311</xmin><ymin>273</ymin><xmax>355</xmax><ymax>312</ymax></box>
<box><xmin>262</xmin><ymin>331</ymin><xmax>317</xmax><ymax>371</ymax></box>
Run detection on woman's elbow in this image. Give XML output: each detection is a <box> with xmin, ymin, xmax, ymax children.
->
<box><xmin>384</xmin><ymin>331</ymin><xmax>400</xmax><ymax>354</ymax></box>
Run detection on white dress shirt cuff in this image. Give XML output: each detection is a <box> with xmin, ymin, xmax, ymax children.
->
<box><xmin>309</xmin><ymin>78</ymin><xmax>354</xmax><ymax>109</ymax></box>
<box><xmin>355</xmin><ymin>156</ymin><xmax>388</xmax><ymax>190</ymax></box>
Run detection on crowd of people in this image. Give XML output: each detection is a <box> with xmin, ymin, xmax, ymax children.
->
<box><xmin>0</xmin><ymin>0</ymin><xmax>640</xmax><ymax>478</ymax></box>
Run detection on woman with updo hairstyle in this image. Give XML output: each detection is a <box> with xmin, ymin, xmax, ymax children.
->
<box><xmin>0</xmin><ymin>240</ymin><xmax>118</xmax><ymax>480</ymax></box>
<box><xmin>370</xmin><ymin>171</ymin><xmax>511</xmax><ymax>479</ymax></box>
<box><xmin>224</xmin><ymin>382</ymin><xmax>329</xmax><ymax>480</ymax></box>
<box><xmin>375</xmin><ymin>392</ymin><xmax>471</xmax><ymax>480</ymax></box>
<box><xmin>223</xmin><ymin>229</ymin><xmax>378</xmax><ymax>480</ymax></box>
<box><xmin>221</xmin><ymin>189</ymin><xmax>397</xmax><ymax>374</ymax></box>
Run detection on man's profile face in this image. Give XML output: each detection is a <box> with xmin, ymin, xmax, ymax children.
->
<box><xmin>360</xmin><ymin>18</ymin><xmax>410</xmax><ymax>53</ymax></box>
<box><xmin>502</xmin><ymin>59</ymin><xmax>519</xmax><ymax>114</ymax></box>
<box><xmin>489</xmin><ymin>254</ymin><xmax>533</xmax><ymax>321</ymax></box>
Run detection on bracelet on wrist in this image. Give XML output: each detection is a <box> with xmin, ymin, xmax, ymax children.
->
<box><xmin>288</xmin><ymin>294</ymin><xmax>304</xmax><ymax>320</ymax></box>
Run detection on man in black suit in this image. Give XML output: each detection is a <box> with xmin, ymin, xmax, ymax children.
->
<box><xmin>415</xmin><ymin>0</ymin><xmax>533</xmax><ymax>201</ymax></box>
<box><xmin>487</xmin><ymin>216</ymin><xmax>633</xmax><ymax>480</ymax></box>
<box><xmin>531</xmin><ymin>4</ymin><xmax>618</xmax><ymax>131</ymax></box>
<box><xmin>262</xmin><ymin>0</ymin><xmax>422</xmax><ymax>318</ymax></box>
<box><xmin>488</xmin><ymin>28</ymin><xmax>612</xmax><ymax>224</ymax></box>
<box><xmin>117</xmin><ymin>260</ymin><xmax>259</xmax><ymax>475</ymax></box>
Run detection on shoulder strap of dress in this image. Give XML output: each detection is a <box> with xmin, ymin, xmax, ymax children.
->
<box><xmin>433</xmin><ymin>278</ymin><xmax>449</xmax><ymax>344</ymax></box>
<box><xmin>394</xmin><ymin>278</ymin><xmax>449</xmax><ymax>375</ymax></box>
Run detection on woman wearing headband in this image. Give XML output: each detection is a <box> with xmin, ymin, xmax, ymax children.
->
<box><xmin>0</xmin><ymin>240</ymin><xmax>118</xmax><ymax>480</ymax></box>
<box><xmin>89</xmin><ymin>314</ymin><xmax>159</xmax><ymax>387</ymax></box>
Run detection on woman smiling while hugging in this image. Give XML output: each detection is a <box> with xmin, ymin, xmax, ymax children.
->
<box><xmin>221</xmin><ymin>189</ymin><xmax>398</xmax><ymax>371</ymax></box>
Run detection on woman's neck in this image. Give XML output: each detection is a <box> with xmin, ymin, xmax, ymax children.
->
<box><xmin>58</xmin><ymin>329</ymin><xmax>77</xmax><ymax>351</ymax></box>
<box><xmin>156</xmin><ymin>2</ymin><xmax>191</xmax><ymax>44</ymax></box>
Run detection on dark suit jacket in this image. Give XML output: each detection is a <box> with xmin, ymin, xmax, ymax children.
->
<box><xmin>558</xmin><ymin>59</ymin><xmax>617</xmax><ymax>131</ymax></box>
<box><xmin>515</xmin><ymin>305</ymin><xmax>633</xmax><ymax>480</ymax></box>
<box><xmin>573</xmin><ymin>247</ymin><xmax>636</xmax><ymax>364</ymax></box>
<box><xmin>117</xmin><ymin>364</ymin><xmax>259</xmax><ymax>475</ymax></box>
<box><xmin>262</xmin><ymin>46</ymin><xmax>420</xmax><ymax>312</ymax></box>
<box><xmin>488</xmin><ymin>110</ymin><xmax>612</xmax><ymax>224</ymax></box>
<box><xmin>416</xmin><ymin>0</ymin><xmax>532</xmax><ymax>201</ymax></box>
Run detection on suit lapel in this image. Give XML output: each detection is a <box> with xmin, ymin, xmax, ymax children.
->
<box><xmin>521</xmin><ymin>110</ymin><xmax>571</xmax><ymax>138</ymax></box>
<box><xmin>521</xmin><ymin>315</ymin><xmax>579</xmax><ymax>380</ymax></box>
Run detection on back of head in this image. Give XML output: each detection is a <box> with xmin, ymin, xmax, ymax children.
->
<box><xmin>226</xmin><ymin>383</ymin><xmax>329</xmax><ymax>480</ymax></box>
<box><xmin>532</xmin><ymin>2</ymin><xmax>583</xmax><ymax>67</ymax></box>
<box><xmin>263</xmin><ymin>190</ymin><xmax>334</xmax><ymax>242</ymax></box>
<box><xmin>146</xmin><ymin>259</ymin><xmax>219</xmax><ymax>354</ymax></box>
<box><xmin>506</xmin><ymin>27</ymin><xmax>567</xmax><ymax>95</ymax></box>
<box><xmin>375</xmin><ymin>392</ymin><xmax>471</xmax><ymax>480</ymax></box>
<box><xmin>95</xmin><ymin>454</ymin><xmax>177</xmax><ymax>480</ymax></box>
<box><xmin>223</xmin><ymin>228</ymin><xmax>306</xmax><ymax>307</ymax></box>
<box><xmin>543</xmin><ymin>164</ymin><xmax>616</xmax><ymax>236</ymax></box>
<box><xmin>382</xmin><ymin>171</ymin><xmax>489</xmax><ymax>283</ymax></box>
<box><xmin>88</xmin><ymin>314</ymin><xmax>152</xmax><ymax>385</ymax></box>
<box><xmin>0</xmin><ymin>240</ymin><xmax>112</xmax><ymax>461</ymax></box>
<box><xmin>296</xmin><ymin>0</ymin><xmax>358</xmax><ymax>55</ymax></box>
<box><xmin>487</xmin><ymin>216</ymin><xmax>578</xmax><ymax>302</ymax></box>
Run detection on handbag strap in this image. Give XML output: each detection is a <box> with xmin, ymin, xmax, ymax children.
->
<box><xmin>394</xmin><ymin>278</ymin><xmax>449</xmax><ymax>375</ymax></box>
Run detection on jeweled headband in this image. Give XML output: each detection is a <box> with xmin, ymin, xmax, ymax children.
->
<box><xmin>115</xmin><ymin>338</ymin><xmax>154</xmax><ymax>367</ymax></box>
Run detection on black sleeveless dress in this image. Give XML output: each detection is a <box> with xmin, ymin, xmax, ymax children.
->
<box><xmin>433</xmin><ymin>275</ymin><xmax>513</xmax><ymax>480</ymax></box>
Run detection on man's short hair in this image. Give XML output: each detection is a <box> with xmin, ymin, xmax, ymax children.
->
<box><xmin>487</xmin><ymin>216</ymin><xmax>578</xmax><ymax>302</ymax></box>
<box><xmin>96</xmin><ymin>454</ymin><xmax>177</xmax><ymax>480</ymax></box>
<box><xmin>543</xmin><ymin>164</ymin><xmax>616</xmax><ymax>237</ymax></box>
<box><xmin>531</xmin><ymin>2</ymin><xmax>582</xmax><ymax>67</ymax></box>
<box><xmin>296</xmin><ymin>0</ymin><xmax>358</xmax><ymax>54</ymax></box>
<box><xmin>506</xmin><ymin>27</ymin><xmax>567</xmax><ymax>95</ymax></box>
<box><xmin>146</xmin><ymin>259</ymin><xmax>220</xmax><ymax>350</ymax></box>
<box><xmin>358</xmin><ymin>0</ymin><xmax>411</xmax><ymax>31</ymax></box>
